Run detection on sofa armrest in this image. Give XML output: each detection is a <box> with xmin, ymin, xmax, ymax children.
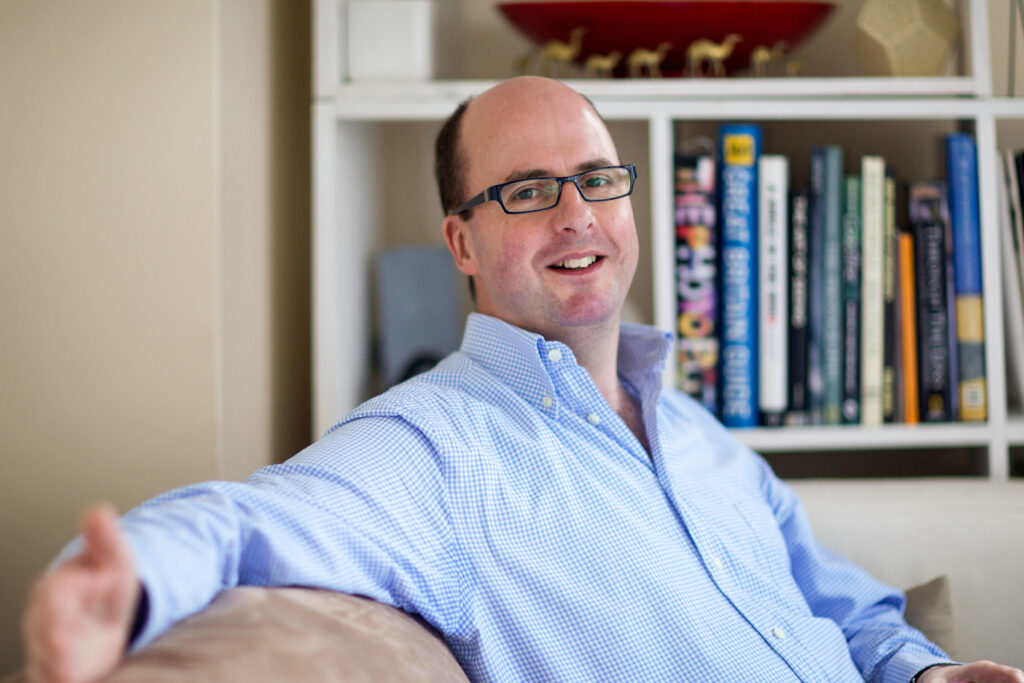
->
<box><xmin>6</xmin><ymin>587</ymin><xmax>469</xmax><ymax>683</ymax></box>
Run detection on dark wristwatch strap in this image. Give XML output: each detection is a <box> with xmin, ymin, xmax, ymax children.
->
<box><xmin>910</xmin><ymin>662</ymin><xmax>958</xmax><ymax>682</ymax></box>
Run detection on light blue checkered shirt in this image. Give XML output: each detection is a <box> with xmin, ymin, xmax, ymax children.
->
<box><xmin>116</xmin><ymin>313</ymin><xmax>946</xmax><ymax>681</ymax></box>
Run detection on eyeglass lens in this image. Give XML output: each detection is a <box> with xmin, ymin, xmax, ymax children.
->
<box><xmin>500</xmin><ymin>167</ymin><xmax>632</xmax><ymax>213</ymax></box>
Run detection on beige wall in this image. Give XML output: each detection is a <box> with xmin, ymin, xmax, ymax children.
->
<box><xmin>0</xmin><ymin>0</ymin><xmax>310</xmax><ymax>671</ymax></box>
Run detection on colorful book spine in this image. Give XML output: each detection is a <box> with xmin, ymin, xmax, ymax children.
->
<box><xmin>841</xmin><ymin>175</ymin><xmax>861</xmax><ymax>424</ymax></box>
<box><xmin>673</xmin><ymin>152</ymin><xmax>719</xmax><ymax>416</ymax></box>
<box><xmin>860</xmin><ymin>156</ymin><xmax>886</xmax><ymax>425</ymax></box>
<box><xmin>787</xmin><ymin>189</ymin><xmax>811</xmax><ymax>426</ymax></box>
<box><xmin>806</xmin><ymin>149</ymin><xmax>826</xmax><ymax>424</ymax></box>
<box><xmin>758</xmin><ymin>155</ymin><xmax>789</xmax><ymax>426</ymax></box>
<box><xmin>909</xmin><ymin>181</ymin><xmax>953</xmax><ymax>422</ymax></box>
<box><xmin>898</xmin><ymin>229</ymin><xmax>920</xmax><ymax>424</ymax></box>
<box><xmin>718</xmin><ymin>124</ymin><xmax>761</xmax><ymax>428</ymax></box>
<box><xmin>882</xmin><ymin>176</ymin><xmax>898</xmax><ymax>423</ymax></box>
<box><xmin>945</xmin><ymin>133</ymin><xmax>987</xmax><ymax>421</ymax></box>
<box><xmin>821</xmin><ymin>146</ymin><xmax>844</xmax><ymax>425</ymax></box>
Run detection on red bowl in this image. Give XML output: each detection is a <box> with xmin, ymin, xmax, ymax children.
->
<box><xmin>498</xmin><ymin>1</ymin><xmax>835</xmax><ymax>77</ymax></box>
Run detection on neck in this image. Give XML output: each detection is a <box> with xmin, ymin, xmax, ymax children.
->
<box><xmin>548</xmin><ymin>319</ymin><xmax>650</xmax><ymax>455</ymax></box>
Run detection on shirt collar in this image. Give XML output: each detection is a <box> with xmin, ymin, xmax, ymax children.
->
<box><xmin>459</xmin><ymin>313</ymin><xmax>672</xmax><ymax>403</ymax></box>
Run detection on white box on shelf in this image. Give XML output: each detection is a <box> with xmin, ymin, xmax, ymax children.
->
<box><xmin>347</xmin><ymin>0</ymin><xmax>435</xmax><ymax>81</ymax></box>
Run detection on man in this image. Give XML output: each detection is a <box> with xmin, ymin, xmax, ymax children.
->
<box><xmin>21</xmin><ymin>77</ymin><xmax>1024</xmax><ymax>683</ymax></box>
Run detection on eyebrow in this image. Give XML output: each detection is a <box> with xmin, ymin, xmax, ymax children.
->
<box><xmin>501</xmin><ymin>157</ymin><xmax>616</xmax><ymax>184</ymax></box>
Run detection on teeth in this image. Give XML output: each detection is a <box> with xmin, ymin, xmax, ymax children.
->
<box><xmin>557</xmin><ymin>255</ymin><xmax>598</xmax><ymax>269</ymax></box>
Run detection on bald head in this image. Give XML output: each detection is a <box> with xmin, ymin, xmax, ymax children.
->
<box><xmin>434</xmin><ymin>77</ymin><xmax>608</xmax><ymax>217</ymax></box>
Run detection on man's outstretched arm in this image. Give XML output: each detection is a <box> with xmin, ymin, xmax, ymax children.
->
<box><xmin>21</xmin><ymin>504</ymin><xmax>141</xmax><ymax>683</ymax></box>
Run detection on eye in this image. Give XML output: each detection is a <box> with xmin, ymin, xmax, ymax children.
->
<box><xmin>583</xmin><ymin>173</ymin><xmax>612</xmax><ymax>188</ymax></box>
<box><xmin>511</xmin><ymin>186</ymin><xmax>541</xmax><ymax>201</ymax></box>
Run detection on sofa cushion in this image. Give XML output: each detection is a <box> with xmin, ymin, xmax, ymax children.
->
<box><xmin>904</xmin><ymin>575</ymin><xmax>956</xmax><ymax>659</ymax></box>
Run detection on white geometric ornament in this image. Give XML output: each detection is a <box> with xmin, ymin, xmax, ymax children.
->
<box><xmin>854</xmin><ymin>0</ymin><xmax>959</xmax><ymax>77</ymax></box>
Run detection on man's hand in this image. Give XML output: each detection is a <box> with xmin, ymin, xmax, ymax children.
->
<box><xmin>918</xmin><ymin>660</ymin><xmax>1024</xmax><ymax>683</ymax></box>
<box><xmin>21</xmin><ymin>503</ymin><xmax>141</xmax><ymax>683</ymax></box>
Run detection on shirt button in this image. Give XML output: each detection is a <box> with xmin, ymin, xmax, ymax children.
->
<box><xmin>586</xmin><ymin>413</ymin><xmax>601</xmax><ymax>425</ymax></box>
<box><xmin>710</xmin><ymin>557</ymin><xmax>723</xmax><ymax>571</ymax></box>
<box><xmin>547</xmin><ymin>349</ymin><xmax>562</xmax><ymax>362</ymax></box>
<box><xmin>541</xmin><ymin>396</ymin><xmax>554</xmax><ymax>408</ymax></box>
<box><xmin>772</xmin><ymin>627</ymin><xmax>787</xmax><ymax>640</ymax></box>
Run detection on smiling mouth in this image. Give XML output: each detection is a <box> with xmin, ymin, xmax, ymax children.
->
<box><xmin>551</xmin><ymin>255</ymin><xmax>601</xmax><ymax>270</ymax></box>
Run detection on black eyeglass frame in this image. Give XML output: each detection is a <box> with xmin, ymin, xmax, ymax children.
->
<box><xmin>449</xmin><ymin>164</ymin><xmax>638</xmax><ymax>217</ymax></box>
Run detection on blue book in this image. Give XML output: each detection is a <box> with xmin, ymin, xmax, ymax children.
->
<box><xmin>945</xmin><ymin>133</ymin><xmax>987</xmax><ymax>421</ymax></box>
<box><xmin>718</xmin><ymin>123</ymin><xmax>761</xmax><ymax>427</ymax></box>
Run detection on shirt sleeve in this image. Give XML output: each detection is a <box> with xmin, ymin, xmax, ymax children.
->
<box><xmin>102</xmin><ymin>414</ymin><xmax>460</xmax><ymax>651</ymax></box>
<box><xmin>757</xmin><ymin>458</ymin><xmax>950</xmax><ymax>683</ymax></box>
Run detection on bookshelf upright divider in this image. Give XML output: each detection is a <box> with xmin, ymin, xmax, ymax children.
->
<box><xmin>312</xmin><ymin>0</ymin><xmax>1023</xmax><ymax>479</ymax></box>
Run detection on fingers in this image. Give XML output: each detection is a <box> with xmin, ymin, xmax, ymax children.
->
<box><xmin>80</xmin><ymin>503</ymin><xmax>129</xmax><ymax>569</ymax></box>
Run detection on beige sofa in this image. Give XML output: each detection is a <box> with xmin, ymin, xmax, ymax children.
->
<box><xmin>6</xmin><ymin>478</ymin><xmax>1022</xmax><ymax>680</ymax></box>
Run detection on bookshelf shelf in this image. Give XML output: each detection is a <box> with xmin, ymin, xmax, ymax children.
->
<box><xmin>735</xmin><ymin>423</ymin><xmax>993</xmax><ymax>453</ymax></box>
<box><xmin>312</xmin><ymin>0</ymin><xmax>1020</xmax><ymax>480</ymax></box>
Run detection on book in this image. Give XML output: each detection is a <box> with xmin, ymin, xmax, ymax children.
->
<box><xmin>1005</xmin><ymin>150</ymin><xmax>1024</xmax><ymax>320</ymax></box>
<box><xmin>841</xmin><ymin>175</ymin><xmax>862</xmax><ymax>424</ymax></box>
<box><xmin>898</xmin><ymin>229</ymin><xmax>920</xmax><ymax>424</ymax></box>
<box><xmin>821</xmin><ymin>146</ymin><xmax>844</xmax><ymax>425</ymax></box>
<box><xmin>787</xmin><ymin>189</ymin><xmax>811</xmax><ymax>426</ymax></box>
<box><xmin>998</xmin><ymin>158</ymin><xmax>1024</xmax><ymax>411</ymax></box>
<box><xmin>758</xmin><ymin>155</ymin><xmax>789</xmax><ymax>426</ymax></box>
<box><xmin>860</xmin><ymin>156</ymin><xmax>886</xmax><ymax>425</ymax></box>
<box><xmin>882</xmin><ymin>175</ymin><xmax>898</xmax><ymax>422</ymax></box>
<box><xmin>718</xmin><ymin>124</ymin><xmax>761</xmax><ymax>428</ymax></box>
<box><xmin>807</xmin><ymin>149</ymin><xmax>826</xmax><ymax>424</ymax></box>
<box><xmin>909</xmin><ymin>181</ymin><xmax>953</xmax><ymax>422</ymax></box>
<box><xmin>945</xmin><ymin>133</ymin><xmax>987</xmax><ymax>421</ymax></box>
<box><xmin>673</xmin><ymin>151</ymin><xmax>719</xmax><ymax>416</ymax></box>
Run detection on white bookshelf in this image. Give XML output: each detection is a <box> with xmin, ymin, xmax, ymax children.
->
<box><xmin>312</xmin><ymin>0</ymin><xmax>1022</xmax><ymax>479</ymax></box>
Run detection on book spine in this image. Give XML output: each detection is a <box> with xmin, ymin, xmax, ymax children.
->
<box><xmin>860</xmin><ymin>156</ymin><xmax>886</xmax><ymax>425</ymax></box>
<box><xmin>787</xmin><ymin>189</ymin><xmax>811</xmax><ymax>426</ymax></box>
<box><xmin>718</xmin><ymin>124</ymin><xmax>761</xmax><ymax>428</ymax></box>
<box><xmin>998</xmin><ymin>156</ymin><xmax>1024</xmax><ymax>411</ymax></box>
<box><xmin>822</xmin><ymin>146</ymin><xmax>844</xmax><ymax>424</ymax></box>
<box><xmin>807</xmin><ymin>149</ymin><xmax>826</xmax><ymax>424</ymax></box>
<box><xmin>841</xmin><ymin>175</ymin><xmax>861</xmax><ymax>424</ymax></box>
<box><xmin>945</xmin><ymin>133</ymin><xmax>987</xmax><ymax>421</ymax></box>
<box><xmin>898</xmin><ymin>230</ymin><xmax>920</xmax><ymax>424</ymax></box>
<box><xmin>674</xmin><ymin>153</ymin><xmax>719</xmax><ymax>416</ymax></box>
<box><xmin>758</xmin><ymin>155</ymin><xmax>789</xmax><ymax>426</ymax></box>
<box><xmin>882</xmin><ymin>176</ymin><xmax>898</xmax><ymax>422</ymax></box>
<box><xmin>910</xmin><ymin>181</ymin><xmax>953</xmax><ymax>422</ymax></box>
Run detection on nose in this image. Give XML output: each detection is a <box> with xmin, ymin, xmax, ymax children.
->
<box><xmin>552</xmin><ymin>179</ymin><xmax>595</xmax><ymax>231</ymax></box>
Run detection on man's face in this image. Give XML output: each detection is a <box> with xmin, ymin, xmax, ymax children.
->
<box><xmin>443</xmin><ymin>78</ymin><xmax>639</xmax><ymax>343</ymax></box>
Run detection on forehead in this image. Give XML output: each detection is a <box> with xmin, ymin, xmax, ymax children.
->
<box><xmin>459</xmin><ymin>84</ymin><xmax>619</xmax><ymax>187</ymax></box>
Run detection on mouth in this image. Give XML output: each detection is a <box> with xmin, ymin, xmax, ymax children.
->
<box><xmin>549</xmin><ymin>254</ymin><xmax>602</xmax><ymax>271</ymax></box>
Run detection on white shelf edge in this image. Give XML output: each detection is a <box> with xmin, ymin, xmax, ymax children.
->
<box><xmin>732</xmin><ymin>423</ymin><xmax>993</xmax><ymax>453</ymax></box>
<box><xmin>323</xmin><ymin>95</ymin><xmax>1022</xmax><ymax>123</ymax></box>
<box><xmin>320</xmin><ymin>76</ymin><xmax>981</xmax><ymax>103</ymax></box>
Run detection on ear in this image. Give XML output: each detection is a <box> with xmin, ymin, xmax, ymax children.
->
<box><xmin>442</xmin><ymin>214</ymin><xmax>479</xmax><ymax>276</ymax></box>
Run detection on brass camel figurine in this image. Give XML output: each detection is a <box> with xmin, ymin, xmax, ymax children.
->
<box><xmin>627</xmin><ymin>42</ymin><xmax>672</xmax><ymax>78</ymax></box>
<box><xmin>686</xmin><ymin>33</ymin><xmax>742</xmax><ymax>77</ymax></box>
<box><xmin>538</xmin><ymin>27</ymin><xmax>586</xmax><ymax>77</ymax></box>
<box><xmin>750</xmin><ymin>40</ymin><xmax>789</xmax><ymax>77</ymax></box>
<box><xmin>584</xmin><ymin>51</ymin><xmax>622</xmax><ymax>78</ymax></box>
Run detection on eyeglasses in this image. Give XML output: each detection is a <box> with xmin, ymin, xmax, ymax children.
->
<box><xmin>450</xmin><ymin>164</ymin><xmax>637</xmax><ymax>216</ymax></box>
